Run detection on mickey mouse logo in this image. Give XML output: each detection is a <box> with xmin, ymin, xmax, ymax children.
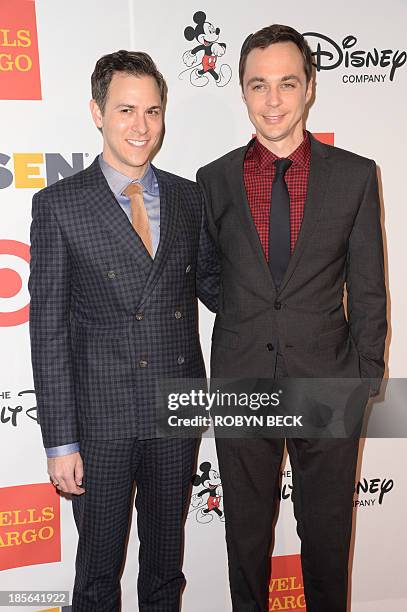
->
<box><xmin>189</xmin><ymin>461</ymin><xmax>225</xmax><ymax>523</ymax></box>
<box><xmin>179</xmin><ymin>11</ymin><xmax>232</xmax><ymax>88</ymax></box>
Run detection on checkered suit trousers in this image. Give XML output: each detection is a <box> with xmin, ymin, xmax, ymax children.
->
<box><xmin>72</xmin><ymin>437</ymin><xmax>198</xmax><ymax>611</ymax></box>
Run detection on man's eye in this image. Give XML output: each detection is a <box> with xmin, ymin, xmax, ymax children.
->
<box><xmin>120</xmin><ymin>108</ymin><xmax>131</xmax><ymax>113</ymax></box>
<box><xmin>253</xmin><ymin>84</ymin><xmax>265</xmax><ymax>91</ymax></box>
<box><xmin>281</xmin><ymin>82</ymin><xmax>295</xmax><ymax>89</ymax></box>
<box><xmin>148</xmin><ymin>109</ymin><xmax>160</xmax><ymax>116</ymax></box>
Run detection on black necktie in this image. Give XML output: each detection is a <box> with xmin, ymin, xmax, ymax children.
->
<box><xmin>269</xmin><ymin>158</ymin><xmax>293</xmax><ymax>288</ymax></box>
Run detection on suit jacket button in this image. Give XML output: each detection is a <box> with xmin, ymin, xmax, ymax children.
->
<box><xmin>274</xmin><ymin>300</ymin><xmax>281</xmax><ymax>310</ymax></box>
<box><xmin>266</xmin><ymin>343</ymin><xmax>274</xmax><ymax>351</ymax></box>
<box><xmin>107</xmin><ymin>270</ymin><xmax>116</xmax><ymax>279</ymax></box>
<box><xmin>177</xmin><ymin>355</ymin><xmax>185</xmax><ymax>365</ymax></box>
<box><xmin>139</xmin><ymin>359</ymin><xmax>148</xmax><ymax>368</ymax></box>
<box><xmin>174</xmin><ymin>310</ymin><xmax>182</xmax><ymax>319</ymax></box>
<box><xmin>135</xmin><ymin>313</ymin><xmax>144</xmax><ymax>321</ymax></box>
<box><xmin>185</xmin><ymin>264</ymin><xmax>191</xmax><ymax>274</ymax></box>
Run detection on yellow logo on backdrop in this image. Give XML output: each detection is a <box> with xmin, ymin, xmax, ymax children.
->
<box><xmin>0</xmin><ymin>0</ymin><xmax>42</xmax><ymax>99</ymax></box>
<box><xmin>269</xmin><ymin>576</ymin><xmax>305</xmax><ymax>610</ymax></box>
<box><xmin>0</xmin><ymin>506</ymin><xmax>55</xmax><ymax>548</ymax></box>
<box><xmin>0</xmin><ymin>28</ymin><xmax>33</xmax><ymax>72</ymax></box>
<box><xmin>0</xmin><ymin>153</ymin><xmax>88</xmax><ymax>189</ymax></box>
<box><xmin>269</xmin><ymin>555</ymin><xmax>306</xmax><ymax>611</ymax></box>
<box><xmin>0</xmin><ymin>484</ymin><xmax>61</xmax><ymax>570</ymax></box>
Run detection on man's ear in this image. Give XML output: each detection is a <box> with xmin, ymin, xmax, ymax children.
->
<box><xmin>305</xmin><ymin>77</ymin><xmax>313</xmax><ymax>105</ymax></box>
<box><xmin>241</xmin><ymin>87</ymin><xmax>247</xmax><ymax>107</ymax></box>
<box><xmin>89</xmin><ymin>99</ymin><xmax>103</xmax><ymax>129</ymax></box>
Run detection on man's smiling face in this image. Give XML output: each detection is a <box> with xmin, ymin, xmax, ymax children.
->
<box><xmin>90</xmin><ymin>72</ymin><xmax>163</xmax><ymax>178</ymax></box>
<box><xmin>242</xmin><ymin>42</ymin><xmax>312</xmax><ymax>154</ymax></box>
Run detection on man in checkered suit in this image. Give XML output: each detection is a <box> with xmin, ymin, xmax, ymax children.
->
<box><xmin>29</xmin><ymin>50</ymin><xmax>219</xmax><ymax>612</ymax></box>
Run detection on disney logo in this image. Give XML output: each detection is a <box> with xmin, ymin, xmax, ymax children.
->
<box><xmin>356</xmin><ymin>477</ymin><xmax>393</xmax><ymax>505</ymax></box>
<box><xmin>303</xmin><ymin>32</ymin><xmax>406</xmax><ymax>81</ymax></box>
<box><xmin>1</xmin><ymin>389</ymin><xmax>37</xmax><ymax>427</ymax></box>
<box><xmin>280</xmin><ymin>476</ymin><xmax>393</xmax><ymax>504</ymax></box>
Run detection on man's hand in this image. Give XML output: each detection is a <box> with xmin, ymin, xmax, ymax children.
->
<box><xmin>48</xmin><ymin>452</ymin><xmax>85</xmax><ymax>495</ymax></box>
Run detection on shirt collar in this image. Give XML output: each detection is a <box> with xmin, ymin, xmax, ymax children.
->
<box><xmin>98</xmin><ymin>154</ymin><xmax>159</xmax><ymax>197</ymax></box>
<box><xmin>247</xmin><ymin>130</ymin><xmax>310</xmax><ymax>171</ymax></box>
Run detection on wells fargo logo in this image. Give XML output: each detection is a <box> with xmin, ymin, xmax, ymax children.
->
<box><xmin>0</xmin><ymin>0</ymin><xmax>42</xmax><ymax>99</ymax></box>
<box><xmin>269</xmin><ymin>554</ymin><xmax>306</xmax><ymax>611</ymax></box>
<box><xmin>0</xmin><ymin>483</ymin><xmax>61</xmax><ymax>570</ymax></box>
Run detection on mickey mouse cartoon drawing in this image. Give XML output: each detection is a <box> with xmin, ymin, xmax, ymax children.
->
<box><xmin>180</xmin><ymin>11</ymin><xmax>232</xmax><ymax>87</ymax></box>
<box><xmin>190</xmin><ymin>461</ymin><xmax>225</xmax><ymax>523</ymax></box>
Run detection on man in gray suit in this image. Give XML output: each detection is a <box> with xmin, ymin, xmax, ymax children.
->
<box><xmin>197</xmin><ymin>24</ymin><xmax>387</xmax><ymax>612</ymax></box>
<box><xmin>29</xmin><ymin>50</ymin><xmax>218</xmax><ymax>611</ymax></box>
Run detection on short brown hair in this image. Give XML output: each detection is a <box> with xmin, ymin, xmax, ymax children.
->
<box><xmin>91</xmin><ymin>50</ymin><xmax>166</xmax><ymax>113</ymax></box>
<box><xmin>239</xmin><ymin>24</ymin><xmax>313</xmax><ymax>87</ymax></box>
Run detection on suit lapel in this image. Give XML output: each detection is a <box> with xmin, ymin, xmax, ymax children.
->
<box><xmin>82</xmin><ymin>158</ymin><xmax>153</xmax><ymax>269</ymax></box>
<box><xmin>278</xmin><ymin>135</ymin><xmax>331</xmax><ymax>293</ymax></box>
<box><xmin>227</xmin><ymin>143</ymin><xmax>276</xmax><ymax>292</ymax></box>
<box><xmin>137</xmin><ymin>166</ymin><xmax>180</xmax><ymax>307</ymax></box>
<box><xmin>227</xmin><ymin>135</ymin><xmax>332</xmax><ymax>295</ymax></box>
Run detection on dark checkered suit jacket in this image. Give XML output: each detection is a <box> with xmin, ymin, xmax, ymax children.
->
<box><xmin>29</xmin><ymin>158</ymin><xmax>219</xmax><ymax>447</ymax></box>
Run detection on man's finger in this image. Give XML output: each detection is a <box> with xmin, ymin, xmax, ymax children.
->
<box><xmin>74</xmin><ymin>456</ymin><xmax>84</xmax><ymax>487</ymax></box>
<box><xmin>58</xmin><ymin>475</ymin><xmax>85</xmax><ymax>495</ymax></box>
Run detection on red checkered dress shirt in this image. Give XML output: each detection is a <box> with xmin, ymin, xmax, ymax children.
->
<box><xmin>243</xmin><ymin>133</ymin><xmax>311</xmax><ymax>260</ymax></box>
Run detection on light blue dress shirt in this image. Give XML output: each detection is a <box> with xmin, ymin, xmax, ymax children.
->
<box><xmin>99</xmin><ymin>155</ymin><xmax>161</xmax><ymax>257</ymax></box>
<box><xmin>45</xmin><ymin>156</ymin><xmax>161</xmax><ymax>458</ymax></box>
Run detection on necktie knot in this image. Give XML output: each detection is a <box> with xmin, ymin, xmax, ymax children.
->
<box><xmin>123</xmin><ymin>182</ymin><xmax>143</xmax><ymax>198</ymax></box>
<box><xmin>274</xmin><ymin>158</ymin><xmax>293</xmax><ymax>180</ymax></box>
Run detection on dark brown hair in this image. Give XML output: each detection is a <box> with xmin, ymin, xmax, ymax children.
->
<box><xmin>239</xmin><ymin>24</ymin><xmax>313</xmax><ymax>87</ymax></box>
<box><xmin>91</xmin><ymin>50</ymin><xmax>166</xmax><ymax>113</ymax></box>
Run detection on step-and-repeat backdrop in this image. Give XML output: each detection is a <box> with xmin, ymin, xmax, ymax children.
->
<box><xmin>1</xmin><ymin>1</ymin><xmax>406</xmax><ymax>611</ymax></box>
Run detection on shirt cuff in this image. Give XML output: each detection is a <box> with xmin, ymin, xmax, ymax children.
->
<box><xmin>45</xmin><ymin>443</ymin><xmax>80</xmax><ymax>457</ymax></box>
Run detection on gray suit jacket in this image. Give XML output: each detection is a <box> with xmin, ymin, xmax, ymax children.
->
<box><xmin>197</xmin><ymin>134</ymin><xmax>387</xmax><ymax>394</ymax></box>
<box><xmin>29</xmin><ymin>158</ymin><xmax>219</xmax><ymax>447</ymax></box>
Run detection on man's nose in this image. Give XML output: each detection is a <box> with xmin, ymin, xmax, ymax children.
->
<box><xmin>131</xmin><ymin>114</ymin><xmax>148</xmax><ymax>135</ymax></box>
<box><xmin>265</xmin><ymin>86</ymin><xmax>282</xmax><ymax>107</ymax></box>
